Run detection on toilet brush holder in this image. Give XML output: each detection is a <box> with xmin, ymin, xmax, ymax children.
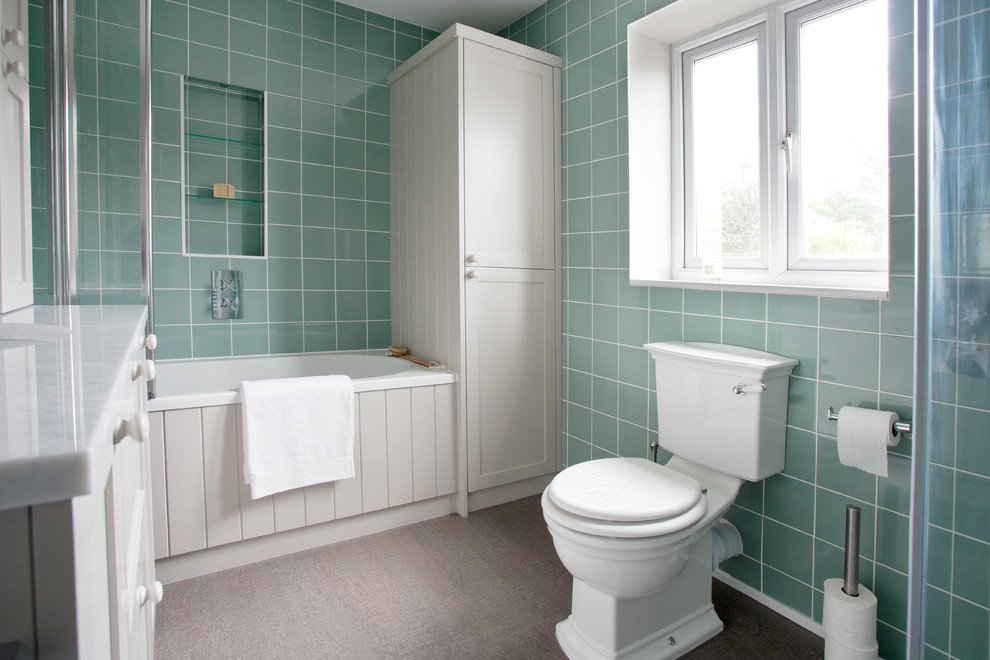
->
<box><xmin>823</xmin><ymin>505</ymin><xmax>879</xmax><ymax>660</ymax></box>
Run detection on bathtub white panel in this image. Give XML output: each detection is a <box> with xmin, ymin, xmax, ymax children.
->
<box><xmin>202</xmin><ymin>405</ymin><xmax>241</xmax><ymax>548</ymax></box>
<box><xmin>359</xmin><ymin>391</ymin><xmax>389</xmax><ymax>513</ymax></box>
<box><xmin>435</xmin><ymin>384</ymin><xmax>456</xmax><ymax>497</ymax></box>
<box><xmin>386</xmin><ymin>389</ymin><xmax>414</xmax><ymax>507</ymax></box>
<box><xmin>234</xmin><ymin>408</ymin><xmax>275</xmax><ymax>540</ymax></box>
<box><xmin>303</xmin><ymin>483</ymin><xmax>334</xmax><ymax>525</ymax></box>
<box><xmin>273</xmin><ymin>490</ymin><xmax>306</xmax><ymax>533</ymax></box>
<box><xmin>411</xmin><ymin>387</ymin><xmax>437</xmax><ymax>501</ymax></box>
<box><xmin>333</xmin><ymin>396</ymin><xmax>363</xmax><ymax>519</ymax></box>
<box><xmin>153</xmin><ymin>384</ymin><xmax>455</xmax><ymax>562</ymax></box>
<box><xmin>164</xmin><ymin>408</ymin><xmax>207</xmax><ymax>555</ymax></box>
<box><xmin>148</xmin><ymin>412</ymin><xmax>169</xmax><ymax>559</ymax></box>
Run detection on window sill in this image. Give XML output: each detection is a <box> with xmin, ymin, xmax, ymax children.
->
<box><xmin>630</xmin><ymin>271</ymin><xmax>890</xmax><ymax>300</ymax></box>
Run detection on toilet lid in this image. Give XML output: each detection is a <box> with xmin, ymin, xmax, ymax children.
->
<box><xmin>547</xmin><ymin>458</ymin><xmax>703</xmax><ymax>523</ymax></box>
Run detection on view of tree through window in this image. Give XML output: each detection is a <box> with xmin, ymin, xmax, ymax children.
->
<box><xmin>689</xmin><ymin>39</ymin><xmax>761</xmax><ymax>261</ymax></box>
<box><xmin>797</xmin><ymin>0</ymin><xmax>888</xmax><ymax>260</ymax></box>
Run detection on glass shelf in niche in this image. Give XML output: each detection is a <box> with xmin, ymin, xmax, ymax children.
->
<box><xmin>184</xmin><ymin>193</ymin><xmax>264</xmax><ymax>204</ymax></box>
<box><xmin>182</xmin><ymin>76</ymin><xmax>265</xmax><ymax>257</ymax></box>
<box><xmin>184</xmin><ymin>132</ymin><xmax>264</xmax><ymax>148</ymax></box>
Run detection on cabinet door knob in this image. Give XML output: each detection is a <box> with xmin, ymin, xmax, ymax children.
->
<box><xmin>3</xmin><ymin>28</ymin><xmax>25</xmax><ymax>47</ymax></box>
<box><xmin>114</xmin><ymin>412</ymin><xmax>150</xmax><ymax>445</ymax></box>
<box><xmin>465</xmin><ymin>254</ymin><xmax>479</xmax><ymax>263</ymax></box>
<box><xmin>137</xmin><ymin>581</ymin><xmax>163</xmax><ymax>607</ymax></box>
<box><xmin>3</xmin><ymin>60</ymin><xmax>26</xmax><ymax>80</ymax></box>
<box><xmin>465</xmin><ymin>270</ymin><xmax>480</xmax><ymax>279</ymax></box>
<box><xmin>143</xmin><ymin>333</ymin><xmax>158</xmax><ymax>350</ymax></box>
<box><xmin>131</xmin><ymin>359</ymin><xmax>156</xmax><ymax>381</ymax></box>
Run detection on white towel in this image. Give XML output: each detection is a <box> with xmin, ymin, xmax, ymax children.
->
<box><xmin>240</xmin><ymin>375</ymin><xmax>355</xmax><ymax>499</ymax></box>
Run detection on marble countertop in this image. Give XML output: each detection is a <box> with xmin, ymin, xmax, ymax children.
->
<box><xmin>0</xmin><ymin>304</ymin><xmax>148</xmax><ymax>510</ymax></box>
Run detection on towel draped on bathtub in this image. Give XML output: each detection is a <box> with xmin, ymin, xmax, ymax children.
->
<box><xmin>240</xmin><ymin>375</ymin><xmax>355</xmax><ymax>499</ymax></box>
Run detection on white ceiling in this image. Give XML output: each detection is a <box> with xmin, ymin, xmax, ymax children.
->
<box><xmin>342</xmin><ymin>0</ymin><xmax>546</xmax><ymax>34</ymax></box>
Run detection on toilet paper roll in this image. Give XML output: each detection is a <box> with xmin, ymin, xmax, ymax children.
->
<box><xmin>823</xmin><ymin>578</ymin><xmax>878</xmax><ymax>654</ymax></box>
<box><xmin>824</xmin><ymin>636</ymin><xmax>879</xmax><ymax>660</ymax></box>
<box><xmin>836</xmin><ymin>406</ymin><xmax>899</xmax><ymax>477</ymax></box>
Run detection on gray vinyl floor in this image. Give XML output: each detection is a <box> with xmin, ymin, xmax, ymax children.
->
<box><xmin>156</xmin><ymin>495</ymin><xmax>824</xmax><ymax>659</ymax></box>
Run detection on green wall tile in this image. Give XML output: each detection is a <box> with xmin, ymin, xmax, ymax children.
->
<box><xmin>192</xmin><ymin>324</ymin><xmax>232</xmax><ymax>358</ymax></box>
<box><xmin>765</xmin><ymin>474</ymin><xmax>815</xmax><ymax>534</ymax></box>
<box><xmin>763</xmin><ymin>567</ymin><xmax>813</xmax><ymax>618</ymax></box>
<box><xmin>819</xmin><ymin>329</ymin><xmax>880</xmax><ymax>390</ymax></box>
<box><xmin>762</xmin><ymin>520</ymin><xmax>813</xmax><ymax>584</ymax></box>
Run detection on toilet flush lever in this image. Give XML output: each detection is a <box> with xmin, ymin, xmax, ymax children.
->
<box><xmin>731</xmin><ymin>383</ymin><xmax>767</xmax><ymax>395</ymax></box>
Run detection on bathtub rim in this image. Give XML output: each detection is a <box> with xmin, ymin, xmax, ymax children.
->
<box><xmin>148</xmin><ymin>350</ymin><xmax>457</xmax><ymax>412</ymax></box>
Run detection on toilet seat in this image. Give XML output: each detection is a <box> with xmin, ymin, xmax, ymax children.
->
<box><xmin>545</xmin><ymin>458</ymin><xmax>707</xmax><ymax>539</ymax></box>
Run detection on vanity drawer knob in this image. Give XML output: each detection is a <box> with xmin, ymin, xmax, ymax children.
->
<box><xmin>3</xmin><ymin>59</ymin><xmax>26</xmax><ymax>80</ymax></box>
<box><xmin>137</xmin><ymin>581</ymin><xmax>163</xmax><ymax>607</ymax></box>
<box><xmin>3</xmin><ymin>28</ymin><xmax>25</xmax><ymax>48</ymax></box>
<box><xmin>114</xmin><ymin>412</ymin><xmax>149</xmax><ymax>445</ymax></box>
<box><xmin>131</xmin><ymin>359</ymin><xmax>156</xmax><ymax>381</ymax></box>
<box><xmin>143</xmin><ymin>333</ymin><xmax>157</xmax><ymax>350</ymax></box>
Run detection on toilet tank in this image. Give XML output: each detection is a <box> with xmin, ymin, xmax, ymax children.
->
<box><xmin>645</xmin><ymin>342</ymin><xmax>798</xmax><ymax>481</ymax></box>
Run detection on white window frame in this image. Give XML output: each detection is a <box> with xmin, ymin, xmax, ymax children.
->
<box><xmin>784</xmin><ymin>0</ymin><xmax>889</xmax><ymax>273</ymax></box>
<box><xmin>628</xmin><ymin>0</ymin><xmax>889</xmax><ymax>298</ymax></box>
<box><xmin>677</xmin><ymin>22</ymin><xmax>771</xmax><ymax>272</ymax></box>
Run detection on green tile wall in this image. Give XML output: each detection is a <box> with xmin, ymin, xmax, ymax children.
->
<box><xmin>29</xmin><ymin>0</ymin><xmax>146</xmax><ymax>304</ymax></box>
<box><xmin>502</xmin><ymin>0</ymin><xmax>918</xmax><ymax>655</ymax></box>
<box><xmin>77</xmin><ymin>0</ymin><xmax>146</xmax><ymax>304</ymax></box>
<box><xmin>150</xmin><ymin>0</ymin><xmax>438</xmax><ymax>358</ymax></box>
<box><xmin>28</xmin><ymin>0</ymin><xmax>141</xmax><ymax>304</ymax></box>
<box><xmin>929</xmin><ymin>1</ymin><xmax>990</xmax><ymax>658</ymax></box>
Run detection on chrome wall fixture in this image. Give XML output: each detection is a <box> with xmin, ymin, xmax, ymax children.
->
<box><xmin>825</xmin><ymin>405</ymin><xmax>913</xmax><ymax>437</ymax></box>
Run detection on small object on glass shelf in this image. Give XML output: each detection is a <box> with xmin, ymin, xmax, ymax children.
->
<box><xmin>213</xmin><ymin>183</ymin><xmax>235</xmax><ymax>199</ymax></box>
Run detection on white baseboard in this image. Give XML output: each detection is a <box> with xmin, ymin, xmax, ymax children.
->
<box><xmin>714</xmin><ymin>569</ymin><xmax>825</xmax><ymax>639</ymax></box>
<box><xmin>156</xmin><ymin>495</ymin><xmax>457</xmax><ymax>584</ymax></box>
<box><xmin>467</xmin><ymin>473</ymin><xmax>554</xmax><ymax>512</ymax></box>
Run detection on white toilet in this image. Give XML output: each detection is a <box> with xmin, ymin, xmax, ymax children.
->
<box><xmin>543</xmin><ymin>341</ymin><xmax>798</xmax><ymax>660</ymax></box>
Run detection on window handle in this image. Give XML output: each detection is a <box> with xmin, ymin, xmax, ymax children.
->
<box><xmin>781</xmin><ymin>131</ymin><xmax>793</xmax><ymax>175</ymax></box>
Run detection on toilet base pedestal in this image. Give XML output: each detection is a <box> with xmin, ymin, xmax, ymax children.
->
<box><xmin>555</xmin><ymin>533</ymin><xmax>722</xmax><ymax>660</ymax></box>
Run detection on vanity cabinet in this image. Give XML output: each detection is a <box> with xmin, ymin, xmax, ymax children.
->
<box><xmin>388</xmin><ymin>25</ymin><xmax>561</xmax><ymax>511</ymax></box>
<box><xmin>0</xmin><ymin>0</ymin><xmax>33</xmax><ymax>312</ymax></box>
<box><xmin>0</xmin><ymin>307</ymin><xmax>158</xmax><ymax>659</ymax></box>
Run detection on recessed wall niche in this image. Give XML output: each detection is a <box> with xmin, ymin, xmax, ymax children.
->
<box><xmin>182</xmin><ymin>78</ymin><xmax>265</xmax><ymax>257</ymax></box>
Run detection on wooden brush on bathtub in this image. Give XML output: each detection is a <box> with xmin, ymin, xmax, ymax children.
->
<box><xmin>387</xmin><ymin>345</ymin><xmax>446</xmax><ymax>370</ymax></box>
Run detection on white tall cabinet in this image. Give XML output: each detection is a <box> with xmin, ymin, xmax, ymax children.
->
<box><xmin>388</xmin><ymin>25</ymin><xmax>561</xmax><ymax>513</ymax></box>
<box><xmin>0</xmin><ymin>0</ymin><xmax>33</xmax><ymax>312</ymax></box>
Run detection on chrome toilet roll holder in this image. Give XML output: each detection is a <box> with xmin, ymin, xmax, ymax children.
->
<box><xmin>826</xmin><ymin>406</ymin><xmax>913</xmax><ymax>438</ymax></box>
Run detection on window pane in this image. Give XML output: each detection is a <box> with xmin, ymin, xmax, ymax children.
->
<box><xmin>799</xmin><ymin>0</ymin><xmax>888</xmax><ymax>259</ymax></box>
<box><xmin>690</xmin><ymin>40</ymin><xmax>761</xmax><ymax>260</ymax></box>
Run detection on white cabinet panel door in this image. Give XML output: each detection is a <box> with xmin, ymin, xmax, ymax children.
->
<box><xmin>466</xmin><ymin>268</ymin><xmax>557</xmax><ymax>491</ymax></box>
<box><xmin>463</xmin><ymin>40</ymin><xmax>556</xmax><ymax>271</ymax></box>
<box><xmin>0</xmin><ymin>47</ymin><xmax>33</xmax><ymax>312</ymax></box>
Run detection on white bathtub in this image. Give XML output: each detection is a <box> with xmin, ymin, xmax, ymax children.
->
<box><xmin>145</xmin><ymin>351</ymin><xmax>459</xmax><ymax>582</ymax></box>
<box><xmin>149</xmin><ymin>350</ymin><xmax>456</xmax><ymax>411</ymax></box>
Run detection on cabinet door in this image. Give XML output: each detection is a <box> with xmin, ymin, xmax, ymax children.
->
<box><xmin>106</xmin><ymin>370</ymin><xmax>156</xmax><ymax>660</ymax></box>
<box><xmin>466</xmin><ymin>267</ymin><xmax>558</xmax><ymax>491</ymax></box>
<box><xmin>0</xmin><ymin>0</ymin><xmax>29</xmax><ymax>64</ymax></box>
<box><xmin>0</xmin><ymin>49</ymin><xmax>33</xmax><ymax>312</ymax></box>
<box><xmin>463</xmin><ymin>41</ymin><xmax>556</xmax><ymax>270</ymax></box>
